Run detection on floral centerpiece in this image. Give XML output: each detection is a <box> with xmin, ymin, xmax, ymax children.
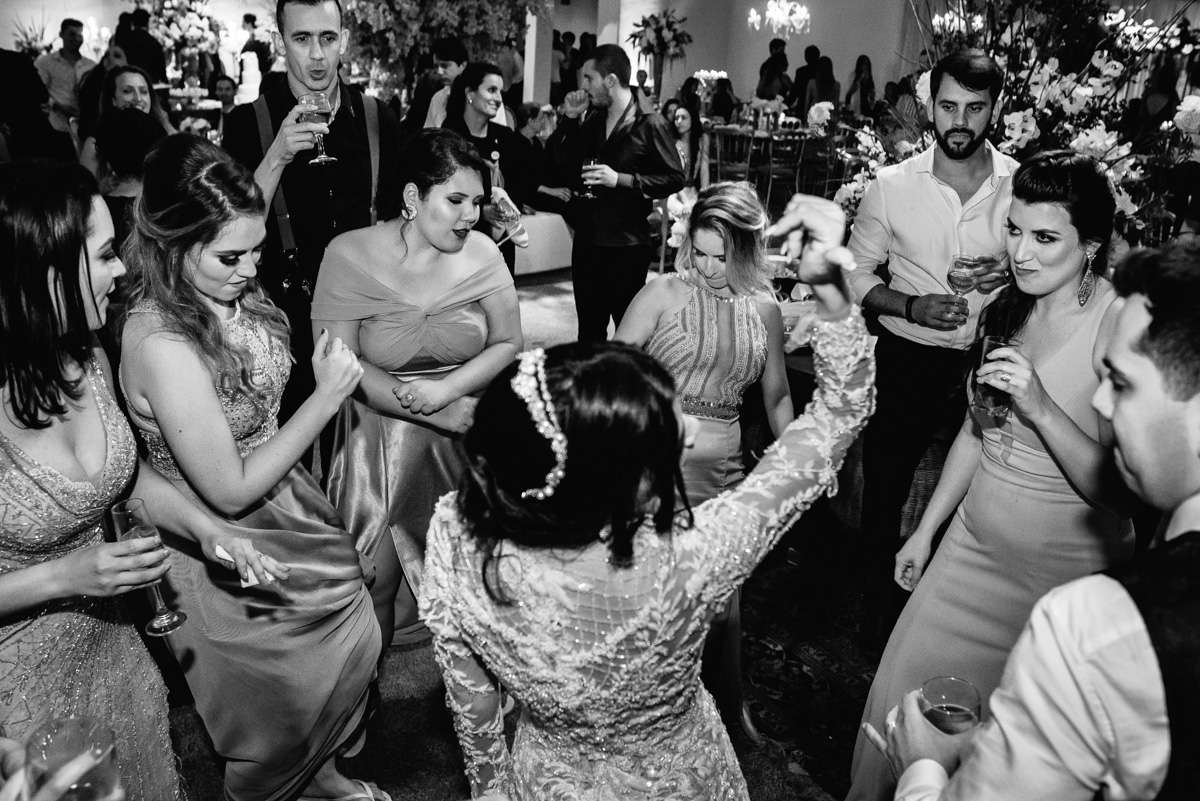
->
<box><xmin>834</xmin><ymin>1</ymin><xmax>1198</xmax><ymax>243</ymax></box>
<box><xmin>138</xmin><ymin>0</ymin><xmax>224</xmax><ymax>82</ymax></box>
<box><xmin>627</xmin><ymin>10</ymin><xmax>693</xmax><ymax>95</ymax></box>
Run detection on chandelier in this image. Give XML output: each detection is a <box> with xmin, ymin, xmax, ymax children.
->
<box><xmin>747</xmin><ymin>1</ymin><xmax>812</xmax><ymax>39</ymax></box>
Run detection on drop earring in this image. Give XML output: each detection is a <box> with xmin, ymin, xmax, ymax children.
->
<box><xmin>1077</xmin><ymin>251</ymin><xmax>1096</xmax><ymax>307</ymax></box>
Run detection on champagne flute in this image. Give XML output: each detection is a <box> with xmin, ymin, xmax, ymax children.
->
<box><xmin>26</xmin><ymin>717</ymin><xmax>122</xmax><ymax>801</ymax></box>
<box><xmin>579</xmin><ymin>157</ymin><xmax>600</xmax><ymax>199</ymax></box>
<box><xmin>297</xmin><ymin>92</ymin><xmax>337</xmax><ymax>166</ymax></box>
<box><xmin>111</xmin><ymin>499</ymin><xmax>185</xmax><ymax>637</ymax></box>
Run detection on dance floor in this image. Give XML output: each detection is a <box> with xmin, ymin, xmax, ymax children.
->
<box><xmin>168</xmin><ymin>269</ymin><xmax>878</xmax><ymax>800</ymax></box>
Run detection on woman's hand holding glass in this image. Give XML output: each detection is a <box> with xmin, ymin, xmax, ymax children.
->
<box><xmin>765</xmin><ymin>194</ymin><xmax>854</xmax><ymax>323</ymax></box>
<box><xmin>56</xmin><ymin>536</ymin><xmax>169</xmax><ymax>599</ymax></box>
<box><xmin>1</xmin><ymin>734</ymin><xmax>125</xmax><ymax>801</ymax></box>
<box><xmin>312</xmin><ymin>329</ymin><xmax>365</xmax><ymax>406</ymax></box>
<box><xmin>975</xmin><ymin>344</ymin><xmax>1051</xmax><ymax>424</ymax></box>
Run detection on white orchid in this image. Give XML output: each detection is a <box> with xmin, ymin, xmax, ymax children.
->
<box><xmin>999</xmin><ymin>108</ymin><xmax>1040</xmax><ymax>153</ymax></box>
<box><xmin>1173</xmin><ymin>94</ymin><xmax>1200</xmax><ymax>135</ymax></box>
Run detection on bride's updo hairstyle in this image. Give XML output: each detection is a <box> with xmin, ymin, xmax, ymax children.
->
<box><xmin>458</xmin><ymin>341</ymin><xmax>690</xmax><ymax>600</ymax></box>
<box><xmin>124</xmin><ymin>134</ymin><xmax>288</xmax><ymax>402</ymax></box>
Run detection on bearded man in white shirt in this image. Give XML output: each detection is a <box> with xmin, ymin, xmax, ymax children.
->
<box><xmin>867</xmin><ymin>239</ymin><xmax>1200</xmax><ymax>801</ymax></box>
<box><xmin>847</xmin><ymin>49</ymin><xmax>1016</xmax><ymax>650</ymax></box>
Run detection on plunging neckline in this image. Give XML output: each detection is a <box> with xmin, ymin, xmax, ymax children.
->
<box><xmin>0</xmin><ymin>358</ymin><xmax>117</xmax><ymax>492</ymax></box>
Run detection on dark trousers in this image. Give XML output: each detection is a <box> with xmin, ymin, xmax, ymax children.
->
<box><xmin>859</xmin><ymin>328</ymin><xmax>971</xmax><ymax>651</ymax></box>
<box><xmin>571</xmin><ymin>240</ymin><xmax>652</xmax><ymax>341</ymax></box>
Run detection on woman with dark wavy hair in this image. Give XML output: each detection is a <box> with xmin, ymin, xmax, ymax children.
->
<box><xmin>118</xmin><ymin>135</ymin><xmax>386</xmax><ymax>801</ymax></box>
<box><xmin>850</xmin><ymin>151</ymin><xmax>1138</xmax><ymax>801</ymax></box>
<box><xmin>420</xmin><ymin>195</ymin><xmax>874</xmax><ymax>800</ymax></box>
<box><xmin>0</xmin><ymin>161</ymin><xmax>267</xmax><ymax>801</ymax></box>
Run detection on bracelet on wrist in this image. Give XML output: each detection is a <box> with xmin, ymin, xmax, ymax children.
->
<box><xmin>904</xmin><ymin>295</ymin><xmax>917</xmax><ymax>324</ymax></box>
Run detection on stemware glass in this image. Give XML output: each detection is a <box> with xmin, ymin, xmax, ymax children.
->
<box><xmin>26</xmin><ymin>717</ymin><xmax>122</xmax><ymax>801</ymax></box>
<box><xmin>579</xmin><ymin>157</ymin><xmax>600</xmax><ymax>199</ymax></box>
<box><xmin>297</xmin><ymin>92</ymin><xmax>337</xmax><ymax>165</ymax></box>
<box><xmin>111</xmin><ymin>499</ymin><xmax>185</xmax><ymax>637</ymax></box>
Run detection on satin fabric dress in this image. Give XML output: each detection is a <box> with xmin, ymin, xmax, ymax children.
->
<box><xmin>645</xmin><ymin>276</ymin><xmax>768</xmax><ymax>505</ymax></box>
<box><xmin>420</xmin><ymin>311</ymin><xmax>875</xmax><ymax>800</ymax></box>
<box><xmin>122</xmin><ymin>302</ymin><xmax>380</xmax><ymax>801</ymax></box>
<box><xmin>311</xmin><ymin>229</ymin><xmax>514</xmax><ymax>628</ymax></box>
<box><xmin>848</xmin><ymin>283</ymin><xmax>1135</xmax><ymax>801</ymax></box>
<box><xmin>0</xmin><ymin>356</ymin><xmax>183</xmax><ymax>801</ymax></box>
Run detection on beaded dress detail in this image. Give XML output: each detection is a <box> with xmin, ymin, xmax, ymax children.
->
<box><xmin>0</xmin><ymin>357</ymin><xmax>183</xmax><ymax>801</ymax></box>
<box><xmin>421</xmin><ymin>311</ymin><xmax>875</xmax><ymax>800</ymax></box>
<box><xmin>645</xmin><ymin>276</ymin><xmax>768</xmax><ymax>422</ymax></box>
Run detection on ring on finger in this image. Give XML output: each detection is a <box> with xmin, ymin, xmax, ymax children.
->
<box><xmin>402</xmin><ymin>392</ymin><xmax>415</xmax><ymax>403</ymax></box>
<box><xmin>999</xmin><ymin>372</ymin><xmax>1011</xmax><ymax>383</ymax></box>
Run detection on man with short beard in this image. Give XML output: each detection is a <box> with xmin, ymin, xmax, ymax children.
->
<box><xmin>846</xmin><ymin>50</ymin><xmax>1017</xmax><ymax>651</ymax></box>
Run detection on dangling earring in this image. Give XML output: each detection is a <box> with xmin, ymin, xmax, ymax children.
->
<box><xmin>402</xmin><ymin>204</ymin><xmax>416</xmax><ymax>221</ymax></box>
<box><xmin>1077</xmin><ymin>251</ymin><xmax>1096</xmax><ymax>307</ymax></box>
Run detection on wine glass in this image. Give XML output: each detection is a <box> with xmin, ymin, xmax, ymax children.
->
<box><xmin>579</xmin><ymin>157</ymin><xmax>600</xmax><ymax>199</ymax></box>
<box><xmin>297</xmin><ymin>92</ymin><xmax>337</xmax><ymax>166</ymax></box>
<box><xmin>25</xmin><ymin>717</ymin><xmax>122</xmax><ymax>801</ymax></box>
<box><xmin>111</xmin><ymin>499</ymin><xmax>185</xmax><ymax>637</ymax></box>
<box><xmin>919</xmin><ymin>676</ymin><xmax>981</xmax><ymax>734</ymax></box>
<box><xmin>947</xmin><ymin>255</ymin><xmax>980</xmax><ymax>295</ymax></box>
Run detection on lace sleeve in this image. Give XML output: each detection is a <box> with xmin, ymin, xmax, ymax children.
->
<box><xmin>681</xmin><ymin>309</ymin><xmax>875</xmax><ymax>611</ymax></box>
<box><xmin>421</xmin><ymin>504</ymin><xmax>515</xmax><ymax>798</ymax></box>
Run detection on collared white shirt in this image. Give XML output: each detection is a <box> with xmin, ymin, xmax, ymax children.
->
<box><xmin>34</xmin><ymin>50</ymin><xmax>96</xmax><ymax>132</ymax></box>
<box><xmin>847</xmin><ymin>141</ymin><xmax>1017</xmax><ymax>349</ymax></box>
<box><xmin>896</xmin><ymin>574</ymin><xmax>1169</xmax><ymax>801</ymax></box>
<box><xmin>424</xmin><ymin>86</ymin><xmax>514</xmax><ymax>130</ymax></box>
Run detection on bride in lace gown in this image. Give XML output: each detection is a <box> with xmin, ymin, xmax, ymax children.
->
<box><xmin>0</xmin><ymin>162</ymin><xmax>266</xmax><ymax>801</ymax></box>
<box><xmin>421</xmin><ymin>196</ymin><xmax>875</xmax><ymax>800</ymax></box>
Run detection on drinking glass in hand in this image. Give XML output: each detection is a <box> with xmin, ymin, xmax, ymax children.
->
<box><xmin>297</xmin><ymin>92</ymin><xmax>337</xmax><ymax>166</ymax></box>
<box><xmin>947</xmin><ymin>256</ymin><xmax>979</xmax><ymax>295</ymax></box>
<box><xmin>579</xmin><ymin>158</ymin><xmax>600</xmax><ymax>199</ymax></box>
<box><xmin>110</xmin><ymin>499</ymin><xmax>185</xmax><ymax>637</ymax></box>
<box><xmin>971</xmin><ymin>335</ymin><xmax>1014</xmax><ymax>419</ymax></box>
<box><xmin>26</xmin><ymin>717</ymin><xmax>122</xmax><ymax>801</ymax></box>
<box><xmin>919</xmin><ymin>676</ymin><xmax>981</xmax><ymax>734</ymax></box>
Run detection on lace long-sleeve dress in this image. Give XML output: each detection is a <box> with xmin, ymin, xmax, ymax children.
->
<box><xmin>420</xmin><ymin>310</ymin><xmax>874</xmax><ymax>800</ymax></box>
<box><xmin>0</xmin><ymin>355</ymin><xmax>183</xmax><ymax>801</ymax></box>
<box><xmin>121</xmin><ymin>302</ymin><xmax>380</xmax><ymax>801</ymax></box>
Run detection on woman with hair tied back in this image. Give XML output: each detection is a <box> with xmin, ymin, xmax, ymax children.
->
<box><xmin>420</xmin><ymin>195</ymin><xmax>874</xmax><ymax>800</ymax></box>
<box><xmin>118</xmin><ymin>135</ymin><xmax>385</xmax><ymax>801</ymax></box>
<box><xmin>313</xmin><ymin>128</ymin><xmax>522</xmax><ymax>654</ymax></box>
<box><xmin>0</xmin><ymin>161</ymin><xmax>270</xmax><ymax>801</ymax></box>
<box><xmin>849</xmin><ymin>151</ymin><xmax>1137</xmax><ymax>800</ymax></box>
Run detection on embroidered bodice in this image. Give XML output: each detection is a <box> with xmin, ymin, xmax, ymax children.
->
<box><xmin>645</xmin><ymin>276</ymin><xmax>769</xmax><ymax>420</ymax></box>
<box><xmin>420</xmin><ymin>310</ymin><xmax>875</xmax><ymax>799</ymax></box>
<box><xmin>124</xmin><ymin>300</ymin><xmax>290</xmax><ymax>480</ymax></box>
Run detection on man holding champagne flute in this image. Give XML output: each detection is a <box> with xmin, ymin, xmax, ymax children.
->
<box><xmin>222</xmin><ymin>0</ymin><xmax>403</xmax><ymax>422</ymax></box>
<box><xmin>845</xmin><ymin>49</ymin><xmax>1017</xmax><ymax>651</ymax></box>
<box><xmin>547</xmin><ymin>44</ymin><xmax>684</xmax><ymax>341</ymax></box>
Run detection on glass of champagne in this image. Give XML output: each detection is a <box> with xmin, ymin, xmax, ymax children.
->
<box><xmin>297</xmin><ymin>92</ymin><xmax>337</xmax><ymax>166</ymax></box>
<box><xmin>971</xmin><ymin>335</ymin><xmax>1015</xmax><ymax>419</ymax></box>
<box><xmin>111</xmin><ymin>499</ymin><xmax>185</xmax><ymax>637</ymax></box>
<box><xmin>919</xmin><ymin>676</ymin><xmax>981</xmax><ymax>734</ymax></box>
<box><xmin>579</xmin><ymin>157</ymin><xmax>600</xmax><ymax>199</ymax></box>
<box><xmin>26</xmin><ymin>717</ymin><xmax>122</xmax><ymax>801</ymax></box>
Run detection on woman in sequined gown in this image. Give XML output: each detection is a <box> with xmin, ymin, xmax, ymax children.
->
<box><xmin>421</xmin><ymin>196</ymin><xmax>874</xmax><ymax>800</ymax></box>
<box><xmin>312</xmin><ymin>129</ymin><xmax>522</xmax><ymax>652</ymax></box>
<box><xmin>0</xmin><ymin>162</ymin><xmax>267</xmax><ymax>801</ymax></box>
<box><xmin>117</xmin><ymin>137</ymin><xmax>385</xmax><ymax>801</ymax></box>
<box><xmin>616</xmin><ymin>181</ymin><xmax>794</xmax><ymax>739</ymax></box>
<box><xmin>848</xmin><ymin>153</ymin><xmax>1136</xmax><ymax>801</ymax></box>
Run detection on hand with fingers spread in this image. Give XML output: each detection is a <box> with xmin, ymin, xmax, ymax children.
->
<box><xmin>267</xmin><ymin>103</ymin><xmax>328</xmax><ymax>167</ymax></box>
<box><xmin>975</xmin><ymin>344</ymin><xmax>1051</xmax><ymax>423</ymax></box>
<box><xmin>911</xmin><ymin>294</ymin><xmax>969</xmax><ymax>330</ymax></box>
<box><xmin>56</xmin><ymin>537</ymin><xmax>170</xmax><ymax>598</ymax></box>
<box><xmin>312</xmin><ymin>329</ymin><xmax>365</xmax><ymax>405</ymax></box>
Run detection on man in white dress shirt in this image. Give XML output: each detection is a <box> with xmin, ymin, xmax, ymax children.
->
<box><xmin>867</xmin><ymin>239</ymin><xmax>1200</xmax><ymax>800</ymax></box>
<box><xmin>847</xmin><ymin>49</ymin><xmax>1016</xmax><ymax>649</ymax></box>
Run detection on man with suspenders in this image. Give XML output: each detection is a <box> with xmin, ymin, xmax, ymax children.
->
<box><xmin>223</xmin><ymin>0</ymin><xmax>401</xmax><ymax>422</ymax></box>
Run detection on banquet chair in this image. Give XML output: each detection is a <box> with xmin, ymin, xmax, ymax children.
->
<box><xmin>713</xmin><ymin>130</ymin><xmax>760</xmax><ymax>184</ymax></box>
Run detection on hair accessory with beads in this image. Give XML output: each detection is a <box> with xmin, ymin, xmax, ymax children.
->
<box><xmin>511</xmin><ymin>348</ymin><xmax>568</xmax><ymax>500</ymax></box>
